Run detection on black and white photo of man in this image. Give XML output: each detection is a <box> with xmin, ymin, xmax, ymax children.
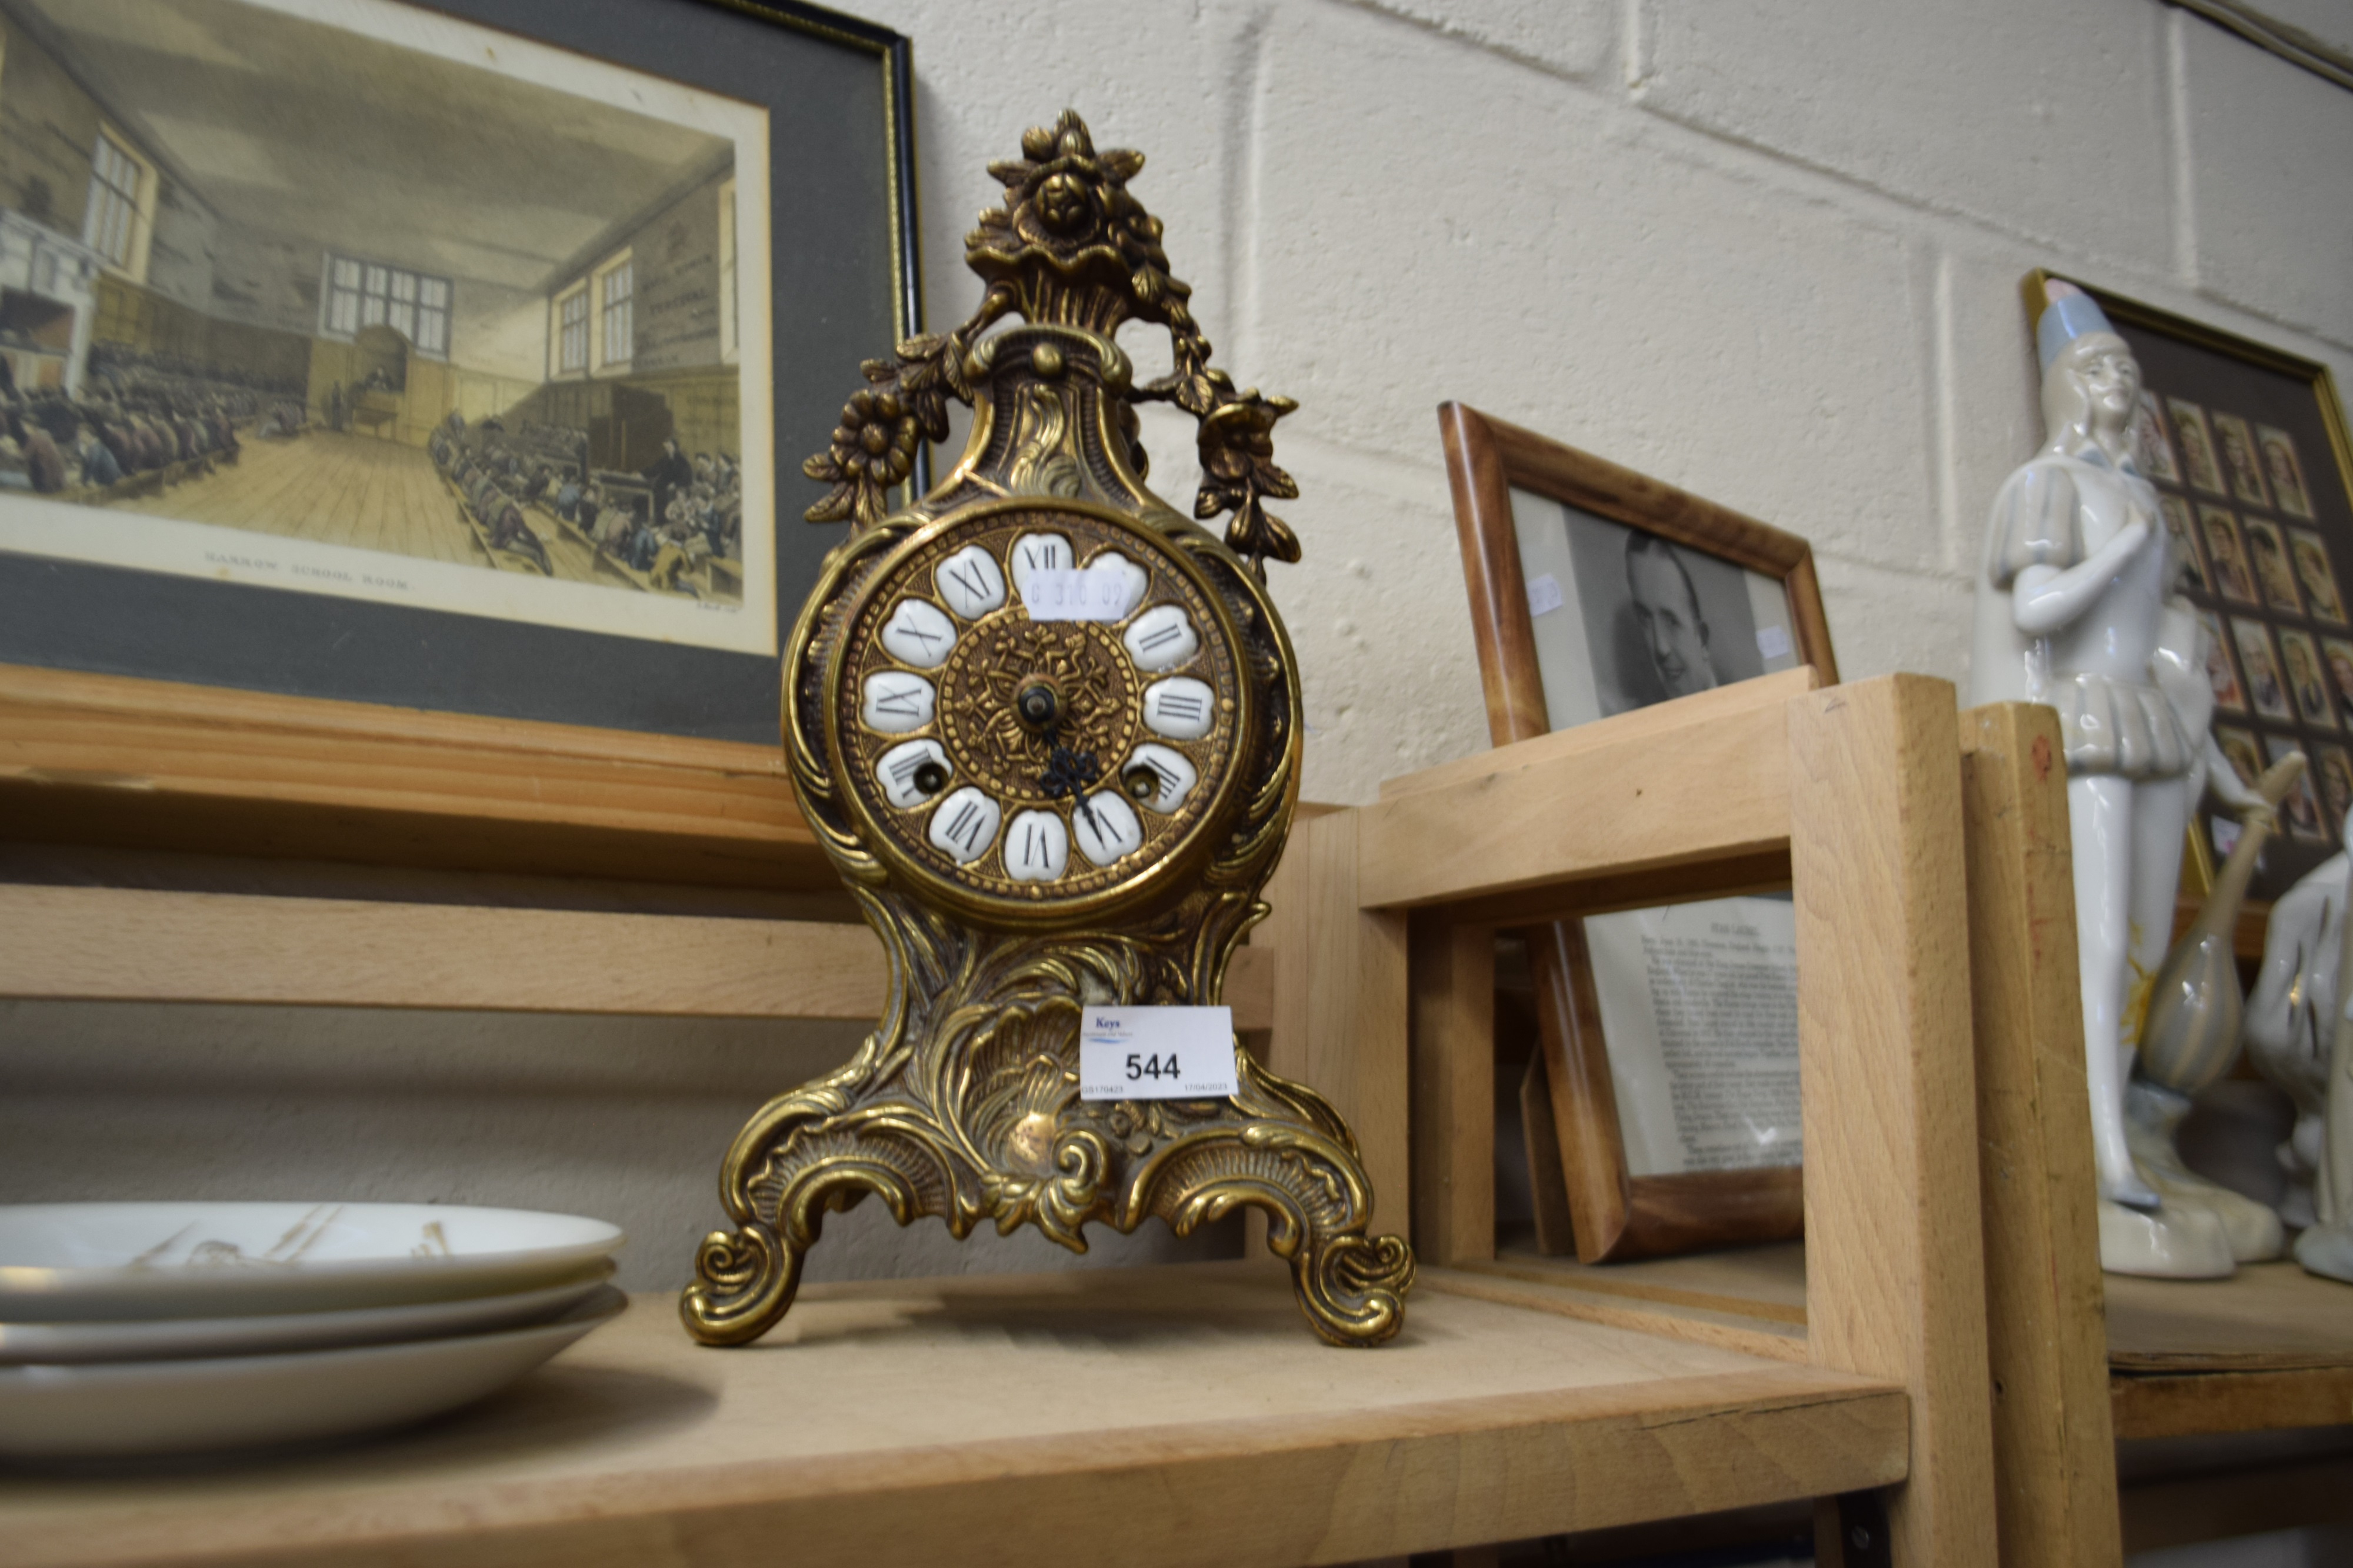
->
<box><xmin>1507</xmin><ymin>488</ymin><xmax>1797</xmax><ymax>728</ymax></box>
<box><xmin>1625</xmin><ymin>533</ymin><xmax>1719</xmax><ymax>699</ymax></box>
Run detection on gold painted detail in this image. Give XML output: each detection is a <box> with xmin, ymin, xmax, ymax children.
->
<box><xmin>938</xmin><ymin>620</ymin><xmax>1135</xmax><ymax>802</ymax></box>
<box><xmin>1007</xmin><ymin>384</ymin><xmax>1084</xmax><ymax>498</ymax></box>
<box><xmin>799</xmin><ymin>111</ymin><xmax>1302</xmax><ymax>575</ymax></box>
<box><xmin>688</xmin><ymin>111</ymin><xmax>1411</xmax><ymax>1349</ymax></box>
<box><xmin>832</xmin><ymin>505</ymin><xmax>1241</xmax><ymax>912</ymax></box>
<box><xmin>682</xmin><ymin>892</ymin><xmax>1414</xmax><ymax>1349</ymax></box>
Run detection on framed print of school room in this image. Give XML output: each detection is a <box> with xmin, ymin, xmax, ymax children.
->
<box><xmin>1439</xmin><ymin>402</ymin><xmax>1838</xmax><ymax>1262</ymax></box>
<box><xmin>2023</xmin><ymin>272</ymin><xmax>2353</xmax><ymax>908</ymax></box>
<box><xmin>0</xmin><ymin>0</ymin><xmax>919</xmax><ymax>882</ymax></box>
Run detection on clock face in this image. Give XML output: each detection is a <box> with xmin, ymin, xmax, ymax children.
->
<box><xmin>830</xmin><ymin>502</ymin><xmax>1248</xmax><ymax>920</ymax></box>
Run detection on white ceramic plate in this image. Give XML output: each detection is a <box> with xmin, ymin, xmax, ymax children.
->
<box><xmin>0</xmin><ymin>1287</ymin><xmax>626</xmax><ymax>1457</ymax></box>
<box><xmin>0</xmin><ymin>1203</ymin><xmax>625</xmax><ymax>1320</ymax></box>
<box><xmin>0</xmin><ymin>1263</ymin><xmax>615</xmax><ymax>1364</ymax></box>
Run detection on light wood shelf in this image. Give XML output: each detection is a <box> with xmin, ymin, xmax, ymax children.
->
<box><xmin>2107</xmin><ymin>1263</ymin><xmax>2353</xmax><ymax>1439</ymax></box>
<box><xmin>0</xmin><ymin>663</ymin><xmax>834</xmax><ymax>890</ymax></box>
<box><xmin>1296</xmin><ymin>674</ymin><xmax>1998</xmax><ymax>1565</ymax></box>
<box><xmin>1434</xmin><ymin>1243</ymin><xmax>2353</xmax><ymax>1444</ymax></box>
<box><xmin>1</xmin><ymin>672</ymin><xmax>1985</xmax><ymax>1563</ymax></box>
<box><xmin>0</xmin><ymin>884</ymin><xmax>1275</xmax><ymax>1029</ymax></box>
<box><xmin>1</xmin><ymin>1264</ymin><xmax>1907</xmax><ymax>1568</ymax></box>
<box><xmin>1393</xmin><ymin>697</ymin><xmax>2353</xmax><ymax>1564</ymax></box>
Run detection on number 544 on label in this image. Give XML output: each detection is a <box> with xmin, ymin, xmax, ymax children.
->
<box><xmin>1077</xmin><ymin>1006</ymin><xmax>1238</xmax><ymax>1100</ymax></box>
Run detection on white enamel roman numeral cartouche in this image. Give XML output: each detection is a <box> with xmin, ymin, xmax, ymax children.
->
<box><xmin>835</xmin><ymin>504</ymin><xmax>1241</xmax><ymax>911</ymax></box>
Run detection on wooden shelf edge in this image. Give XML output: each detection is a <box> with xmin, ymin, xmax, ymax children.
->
<box><xmin>4</xmin><ymin>1273</ymin><xmax>1907</xmax><ymax>1568</ymax></box>
<box><xmin>0</xmin><ymin>885</ymin><xmax>1279</xmax><ymax>1028</ymax></box>
<box><xmin>0</xmin><ymin>662</ymin><xmax>831</xmax><ymax>889</ymax></box>
<box><xmin>2111</xmin><ymin>1366</ymin><xmax>2353</xmax><ymax>1440</ymax></box>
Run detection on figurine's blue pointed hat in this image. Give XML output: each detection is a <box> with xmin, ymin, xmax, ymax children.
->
<box><xmin>2036</xmin><ymin>278</ymin><xmax>2118</xmax><ymax>369</ymax></box>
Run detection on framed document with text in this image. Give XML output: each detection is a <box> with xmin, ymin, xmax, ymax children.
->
<box><xmin>1439</xmin><ymin>402</ymin><xmax>1837</xmax><ymax>1262</ymax></box>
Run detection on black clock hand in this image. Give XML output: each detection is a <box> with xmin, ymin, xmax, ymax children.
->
<box><xmin>1038</xmin><ymin>734</ymin><xmax>1105</xmax><ymax>836</ymax></box>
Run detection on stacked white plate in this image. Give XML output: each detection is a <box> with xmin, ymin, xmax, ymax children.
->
<box><xmin>0</xmin><ymin>1202</ymin><xmax>626</xmax><ymax>1458</ymax></box>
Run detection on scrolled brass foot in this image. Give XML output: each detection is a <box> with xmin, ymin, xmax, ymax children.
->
<box><xmin>1288</xmin><ymin>1228</ymin><xmax>1415</xmax><ymax>1346</ymax></box>
<box><xmin>679</xmin><ymin>1219</ymin><xmax>800</xmax><ymax>1347</ymax></box>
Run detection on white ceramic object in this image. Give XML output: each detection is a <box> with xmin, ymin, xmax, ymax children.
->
<box><xmin>2278</xmin><ymin>810</ymin><xmax>2353</xmax><ymax>1280</ymax></box>
<box><xmin>0</xmin><ymin>1264</ymin><xmax>613</xmax><ymax>1365</ymax></box>
<box><xmin>2300</xmin><ymin>845</ymin><xmax>2353</xmax><ymax>1285</ymax></box>
<box><xmin>1969</xmin><ymin>280</ymin><xmax>2234</xmax><ymax>1277</ymax></box>
<box><xmin>2245</xmin><ymin>849</ymin><xmax>2345</xmax><ymax>1229</ymax></box>
<box><xmin>0</xmin><ymin>1203</ymin><xmax>624</xmax><ymax>1320</ymax></box>
<box><xmin>2124</xmin><ymin>752</ymin><xmax>2299</xmax><ymax>1265</ymax></box>
<box><xmin>0</xmin><ymin>1288</ymin><xmax>626</xmax><ymax>1458</ymax></box>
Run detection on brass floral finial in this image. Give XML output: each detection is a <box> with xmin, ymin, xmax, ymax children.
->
<box><xmin>802</xmin><ymin>110</ymin><xmax>1301</xmax><ymax>574</ymax></box>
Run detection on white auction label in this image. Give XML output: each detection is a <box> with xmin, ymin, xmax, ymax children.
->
<box><xmin>1078</xmin><ymin>1006</ymin><xmax>1238</xmax><ymax>1099</ymax></box>
<box><xmin>1024</xmin><ymin>569</ymin><xmax>1131</xmax><ymax>622</ymax></box>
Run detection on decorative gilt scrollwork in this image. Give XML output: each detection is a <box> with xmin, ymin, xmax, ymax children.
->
<box><xmin>800</xmin><ymin>110</ymin><xmax>1301</xmax><ymax>576</ymax></box>
<box><xmin>686</xmin><ymin>111</ymin><xmax>1411</xmax><ymax>1350</ymax></box>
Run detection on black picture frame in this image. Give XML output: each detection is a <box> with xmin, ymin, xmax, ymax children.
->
<box><xmin>0</xmin><ymin>0</ymin><xmax>921</xmax><ymax>747</ymax></box>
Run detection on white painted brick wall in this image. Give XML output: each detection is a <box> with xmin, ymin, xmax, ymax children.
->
<box><xmin>849</xmin><ymin>0</ymin><xmax>2353</xmax><ymax>801</ymax></box>
<box><xmin>15</xmin><ymin>2</ymin><xmax>2348</xmax><ymax>1321</ymax></box>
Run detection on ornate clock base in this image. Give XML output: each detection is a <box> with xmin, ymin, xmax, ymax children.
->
<box><xmin>681</xmin><ymin>1042</ymin><xmax>1414</xmax><ymax>1349</ymax></box>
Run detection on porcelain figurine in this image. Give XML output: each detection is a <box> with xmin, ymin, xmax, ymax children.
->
<box><xmin>2127</xmin><ymin>750</ymin><xmax>2300</xmax><ymax>1262</ymax></box>
<box><xmin>2245</xmin><ymin>817</ymin><xmax>2353</xmax><ymax>1281</ymax></box>
<box><xmin>1969</xmin><ymin>279</ymin><xmax>2232</xmax><ymax>1277</ymax></box>
<box><xmin>2300</xmin><ymin>880</ymin><xmax>2353</xmax><ymax>1282</ymax></box>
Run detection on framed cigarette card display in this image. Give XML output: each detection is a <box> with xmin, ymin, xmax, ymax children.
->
<box><xmin>1439</xmin><ymin>402</ymin><xmax>1838</xmax><ymax>1262</ymax></box>
<box><xmin>0</xmin><ymin>0</ymin><xmax>918</xmax><ymax>761</ymax></box>
<box><xmin>2027</xmin><ymin>275</ymin><xmax>2353</xmax><ymax>900</ymax></box>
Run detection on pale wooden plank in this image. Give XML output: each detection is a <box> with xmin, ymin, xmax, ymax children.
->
<box><xmin>1357</xmin><ymin>695</ymin><xmax>1792</xmax><ymax>912</ymax></box>
<box><xmin>0</xmin><ymin>885</ymin><xmax>1276</xmax><ymax>1028</ymax></box>
<box><xmin>1422</xmin><ymin>1265</ymin><xmax>1809</xmax><ymax>1365</ymax></box>
<box><xmin>1474</xmin><ymin>1242</ymin><xmax>1808</xmax><ymax>1325</ymax></box>
<box><xmin>2112</xmin><ymin>1367</ymin><xmax>2353</xmax><ymax>1439</ymax></box>
<box><xmin>1264</xmin><ymin>810</ymin><xmax>1411</xmax><ymax>1238</ymax></box>
<box><xmin>2105</xmin><ymin>1260</ymin><xmax>2353</xmax><ymax>1372</ymax></box>
<box><xmin>0</xmin><ymin>661</ymin><xmax>781</xmax><ymax>776</ymax></box>
<box><xmin>1790</xmin><ymin>676</ymin><xmax>1997</xmax><ymax>1568</ymax></box>
<box><xmin>1224</xmin><ymin>938</ymin><xmax>1274</xmax><ymax>1035</ymax></box>
<box><xmin>0</xmin><ymin>1265</ymin><xmax>1907</xmax><ymax>1568</ymax></box>
<box><xmin>0</xmin><ymin>662</ymin><xmax>829</xmax><ymax>888</ymax></box>
<box><xmin>0</xmin><ymin>885</ymin><xmax>881</xmax><ymax>1018</ymax></box>
<box><xmin>1377</xmin><ymin>665</ymin><xmax>1821</xmax><ymax>801</ymax></box>
<box><xmin>1957</xmin><ymin>702</ymin><xmax>2122</xmax><ymax>1568</ymax></box>
<box><xmin>1409</xmin><ymin>915</ymin><xmax>1495</xmax><ymax>1265</ymax></box>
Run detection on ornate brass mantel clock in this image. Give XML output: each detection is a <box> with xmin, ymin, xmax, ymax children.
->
<box><xmin>682</xmin><ymin>110</ymin><xmax>1414</xmax><ymax>1347</ymax></box>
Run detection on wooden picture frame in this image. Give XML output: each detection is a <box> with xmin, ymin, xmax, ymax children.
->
<box><xmin>0</xmin><ymin>0</ymin><xmax>921</xmax><ymax>796</ymax></box>
<box><xmin>0</xmin><ymin>0</ymin><xmax>922</xmax><ymax>886</ymax></box>
<box><xmin>2021</xmin><ymin>273</ymin><xmax>2353</xmax><ymax>909</ymax></box>
<box><xmin>1437</xmin><ymin>402</ymin><xmax>1839</xmax><ymax>1262</ymax></box>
